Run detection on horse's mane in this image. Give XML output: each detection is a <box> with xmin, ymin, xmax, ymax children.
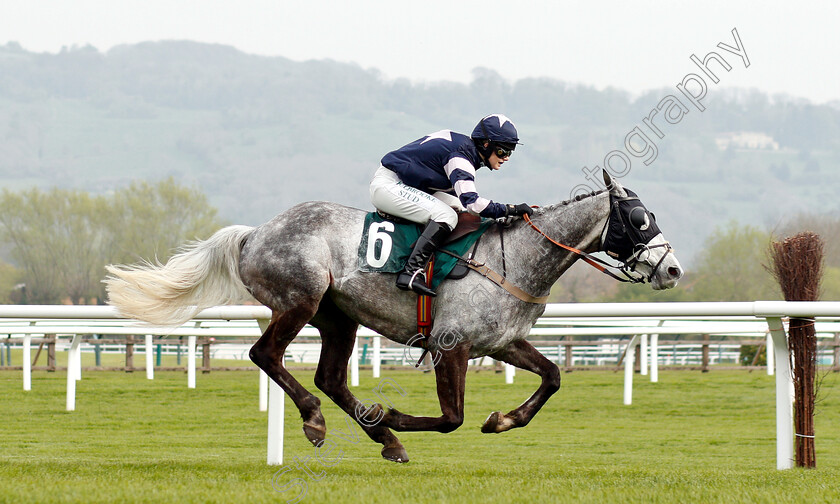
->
<box><xmin>530</xmin><ymin>188</ymin><xmax>608</xmax><ymax>217</ymax></box>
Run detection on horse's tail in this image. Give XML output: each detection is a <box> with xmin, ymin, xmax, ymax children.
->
<box><xmin>104</xmin><ymin>225</ymin><xmax>256</xmax><ymax>326</ymax></box>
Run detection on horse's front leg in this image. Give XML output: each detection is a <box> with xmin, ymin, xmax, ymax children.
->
<box><xmin>481</xmin><ymin>339</ymin><xmax>561</xmax><ymax>434</ymax></box>
<box><xmin>378</xmin><ymin>341</ymin><xmax>470</xmax><ymax>433</ymax></box>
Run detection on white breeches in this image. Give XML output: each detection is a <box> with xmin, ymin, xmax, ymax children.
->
<box><xmin>369</xmin><ymin>166</ymin><xmax>462</xmax><ymax>230</ymax></box>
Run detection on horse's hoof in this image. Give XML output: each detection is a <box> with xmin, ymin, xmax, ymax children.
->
<box><xmin>481</xmin><ymin>411</ymin><xmax>516</xmax><ymax>433</ymax></box>
<box><xmin>481</xmin><ymin>411</ymin><xmax>503</xmax><ymax>433</ymax></box>
<box><xmin>381</xmin><ymin>445</ymin><xmax>409</xmax><ymax>463</ymax></box>
<box><xmin>303</xmin><ymin>421</ymin><xmax>327</xmax><ymax>446</ymax></box>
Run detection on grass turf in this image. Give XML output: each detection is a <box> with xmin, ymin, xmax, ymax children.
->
<box><xmin>1</xmin><ymin>367</ymin><xmax>838</xmax><ymax>503</ymax></box>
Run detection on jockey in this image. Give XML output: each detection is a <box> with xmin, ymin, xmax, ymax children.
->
<box><xmin>369</xmin><ymin>114</ymin><xmax>534</xmax><ymax>297</ymax></box>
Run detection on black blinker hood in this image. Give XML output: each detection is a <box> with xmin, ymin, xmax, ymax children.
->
<box><xmin>602</xmin><ymin>188</ymin><xmax>662</xmax><ymax>261</ymax></box>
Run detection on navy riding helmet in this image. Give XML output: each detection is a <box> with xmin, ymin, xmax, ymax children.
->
<box><xmin>471</xmin><ymin>114</ymin><xmax>521</xmax><ymax>161</ymax></box>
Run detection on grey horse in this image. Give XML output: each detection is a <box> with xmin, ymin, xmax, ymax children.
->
<box><xmin>105</xmin><ymin>172</ymin><xmax>682</xmax><ymax>462</ymax></box>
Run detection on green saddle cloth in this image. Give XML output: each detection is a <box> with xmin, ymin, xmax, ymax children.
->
<box><xmin>357</xmin><ymin>213</ymin><xmax>493</xmax><ymax>289</ymax></box>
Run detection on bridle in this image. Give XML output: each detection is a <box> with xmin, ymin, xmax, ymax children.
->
<box><xmin>436</xmin><ymin>194</ymin><xmax>674</xmax><ymax>305</ymax></box>
<box><xmin>523</xmin><ymin>214</ymin><xmax>644</xmax><ymax>284</ymax></box>
<box><xmin>617</xmin><ymin>238</ymin><xmax>674</xmax><ymax>284</ymax></box>
<box><xmin>523</xmin><ymin>197</ymin><xmax>673</xmax><ymax>285</ymax></box>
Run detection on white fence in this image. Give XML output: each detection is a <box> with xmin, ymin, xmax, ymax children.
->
<box><xmin>3</xmin><ymin>301</ymin><xmax>840</xmax><ymax>470</ymax></box>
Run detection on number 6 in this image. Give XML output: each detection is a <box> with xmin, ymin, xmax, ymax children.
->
<box><xmin>366</xmin><ymin>222</ymin><xmax>395</xmax><ymax>268</ymax></box>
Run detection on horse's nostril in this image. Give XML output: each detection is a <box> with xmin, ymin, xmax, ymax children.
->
<box><xmin>668</xmin><ymin>267</ymin><xmax>681</xmax><ymax>278</ymax></box>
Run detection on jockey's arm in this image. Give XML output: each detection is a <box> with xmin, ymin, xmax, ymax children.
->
<box><xmin>443</xmin><ymin>157</ymin><xmax>507</xmax><ymax>219</ymax></box>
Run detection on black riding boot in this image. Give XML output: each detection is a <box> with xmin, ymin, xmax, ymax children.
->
<box><xmin>396</xmin><ymin>220</ymin><xmax>451</xmax><ymax>296</ymax></box>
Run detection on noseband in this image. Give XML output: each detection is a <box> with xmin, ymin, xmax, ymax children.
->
<box><xmin>616</xmin><ymin>240</ymin><xmax>674</xmax><ymax>284</ymax></box>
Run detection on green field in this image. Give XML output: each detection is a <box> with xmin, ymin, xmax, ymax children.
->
<box><xmin>1</xmin><ymin>367</ymin><xmax>839</xmax><ymax>504</ymax></box>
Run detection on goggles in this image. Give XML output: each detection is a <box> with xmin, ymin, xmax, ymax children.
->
<box><xmin>493</xmin><ymin>143</ymin><xmax>514</xmax><ymax>158</ymax></box>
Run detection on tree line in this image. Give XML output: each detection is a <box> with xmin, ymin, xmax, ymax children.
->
<box><xmin>0</xmin><ymin>178</ymin><xmax>225</xmax><ymax>304</ymax></box>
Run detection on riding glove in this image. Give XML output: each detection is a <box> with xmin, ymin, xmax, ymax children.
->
<box><xmin>505</xmin><ymin>203</ymin><xmax>534</xmax><ymax>218</ymax></box>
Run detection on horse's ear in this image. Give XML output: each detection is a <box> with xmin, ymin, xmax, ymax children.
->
<box><xmin>602</xmin><ymin>170</ymin><xmax>613</xmax><ymax>189</ymax></box>
<box><xmin>603</xmin><ymin>170</ymin><xmax>627</xmax><ymax>197</ymax></box>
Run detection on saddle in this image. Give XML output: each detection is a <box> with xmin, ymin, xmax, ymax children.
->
<box><xmin>375</xmin><ymin>211</ymin><xmax>485</xmax><ymax>280</ymax></box>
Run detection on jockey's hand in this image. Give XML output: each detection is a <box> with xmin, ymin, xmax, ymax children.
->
<box><xmin>506</xmin><ymin>203</ymin><xmax>534</xmax><ymax>218</ymax></box>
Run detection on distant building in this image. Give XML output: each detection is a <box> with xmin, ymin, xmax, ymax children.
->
<box><xmin>715</xmin><ymin>132</ymin><xmax>780</xmax><ymax>151</ymax></box>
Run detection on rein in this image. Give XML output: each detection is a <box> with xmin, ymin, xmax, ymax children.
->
<box><xmin>523</xmin><ymin>214</ymin><xmax>638</xmax><ymax>283</ymax></box>
<box><xmin>438</xmin><ymin>204</ymin><xmax>674</xmax><ymax>304</ymax></box>
<box><xmin>523</xmin><ymin>213</ymin><xmax>671</xmax><ymax>284</ymax></box>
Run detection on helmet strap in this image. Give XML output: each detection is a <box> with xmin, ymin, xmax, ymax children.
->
<box><xmin>475</xmin><ymin>140</ymin><xmax>494</xmax><ymax>164</ymax></box>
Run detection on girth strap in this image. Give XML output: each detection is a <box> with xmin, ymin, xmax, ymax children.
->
<box><xmin>437</xmin><ymin>249</ymin><xmax>549</xmax><ymax>304</ymax></box>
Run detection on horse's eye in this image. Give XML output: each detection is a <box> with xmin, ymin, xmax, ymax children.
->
<box><xmin>629</xmin><ymin>207</ymin><xmax>649</xmax><ymax>229</ymax></box>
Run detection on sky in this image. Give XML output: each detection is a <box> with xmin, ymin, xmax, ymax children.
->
<box><xmin>2</xmin><ymin>0</ymin><xmax>840</xmax><ymax>105</ymax></box>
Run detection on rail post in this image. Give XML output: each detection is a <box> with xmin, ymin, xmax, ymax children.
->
<box><xmin>565</xmin><ymin>341</ymin><xmax>573</xmax><ymax>370</ymax></box>
<box><xmin>650</xmin><ymin>333</ymin><xmax>659</xmax><ymax>383</ymax></box>
<box><xmin>766</xmin><ymin>333</ymin><xmax>775</xmax><ymax>376</ymax></box>
<box><xmin>74</xmin><ymin>336</ymin><xmax>81</xmax><ymax>380</ymax></box>
<box><xmin>66</xmin><ymin>334</ymin><xmax>82</xmax><ymax>411</ymax></box>
<box><xmin>22</xmin><ymin>334</ymin><xmax>31</xmax><ymax>391</ymax></box>
<box><xmin>258</xmin><ymin>317</ymin><xmax>284</xmax><ymax>465</ymax></box>
<box><xmin>634</xmin><ymin>343</ymin><xmax>641</xmax><ymax>373</ymax></box>
<box><xmin>187</xmin><ymin>335</ymin><xmax>196</xmax><ymax>388</ymax></box>
<box><xmin>766</xmin><ymin>317</ymin><xmax>794</xmax><ymax>470</ymax></box>
<box><xmin>372</xmin><ymin>335</ymin><xmax>381</xmax><ymax>378</ymax></box>
<box><xmin>350</xmin><ymin>337</ymin><xmax>359</xmax><ymax>387</ymax></box>
<box><xmin>623</xmin><ymin>335</ymin><xmax>640</xmax><ymax>405</ymax></box>
<box><xmin>259</xmin><ymin>370</ymin><xmax>268</xmax><ymax>412</ymax></box>
<box><xmin>201</xmin><ymin>338</ymin><xmax>211</xmax><ymax>374</ymax></box>
<box><xmin>125</xmin><ymin>335</ymin><xmax>134</xmax><ymax>373</ymax></box>
<box><xmin>145</xmin><ymin>334</ymin><xmax>154</xmax><ymax>380</ymax></box>
<box><xmin>46</xmin><ymin>334</ymin><xmax>56</xmax><ymax>372</ymax></box>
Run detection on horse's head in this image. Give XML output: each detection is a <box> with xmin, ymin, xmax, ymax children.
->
<box><xmin>601</xmin><ymin>172</ymin><xmax>683</xmax><ymax>290</ymax></box>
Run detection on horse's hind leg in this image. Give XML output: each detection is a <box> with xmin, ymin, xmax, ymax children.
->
<box><xmin>310</xmin><ymin>296</ymin><xmax>409</xmax><ymax>463</ymax></box>
<box><xmin>377</xmin><ymin>341</ymin><xmax>471</xmax><ymax>434</ymax></box>
<box><xmin>249</xmin><ymin>304</ymin><xmax>326</xmax><ymax>445</ymax></box>
<box><xmin>481</xmin><ymin>339</ymin><xmax>561</xmax><ymax>434</ymax></box>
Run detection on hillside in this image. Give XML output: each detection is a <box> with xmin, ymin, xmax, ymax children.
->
<box><xmin>1</xmin><ymin>41</ymin><xmax>839</xmax><ymax>265</ymax></box>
